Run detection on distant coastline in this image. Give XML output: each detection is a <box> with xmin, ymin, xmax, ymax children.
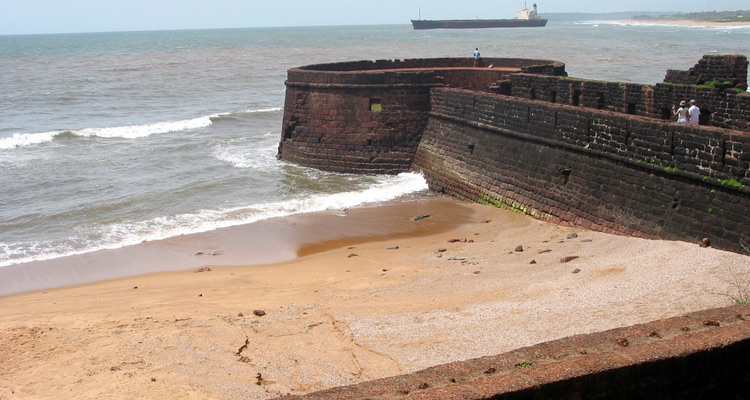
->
<box><xmin>616</xmin><ymin>19</ymin><xmax>750</xmax><ymax>27</ymax></box>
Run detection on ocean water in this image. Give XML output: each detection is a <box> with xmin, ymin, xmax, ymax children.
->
<box><xmin>1</xmin><ymin>22</ymin><xmax>749</xmax><ymax>268</ymax></box>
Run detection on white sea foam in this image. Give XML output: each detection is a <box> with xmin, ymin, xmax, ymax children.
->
<box><xmin>212</xmin><ymin>135</ymin><xmax>279</xmax><ymax>170</ymax></box>
<box><xmin>73</xmin><ymin>116</ymin><xmax>213</xmax><ymax>139</ymax></box>
<box><xmin>2</xmin><ymin>107</ymin><xmax>283</xmax><ymax>150</ymax></box>
<box><xmin>241</xmin><ymin>107</ymin><xmax>283</xmax><ymax>114</ymax></box>
<box><xmin>0</xmin><ymin>131</ymin><xmax>60</xmax><ymax>150</ymax></box>
<box><xmin>0</xmin><ymin>172</ymin><xmax>428</xmax><ymax>267</ymax></box>
<box><xmin>582</xmin><ymin>20</ymin><xmax>750</xmax><ymax>30</ymax></box>
<box><xmin>1</xmin><ymin>115</ymin><xmax>216</xmax><ymax>149</ymax></box>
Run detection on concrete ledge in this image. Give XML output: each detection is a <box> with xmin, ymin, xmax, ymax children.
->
<box><xmin>276</xmin><ymin>304</ymin><xmax>750</xmax><ymax>399</ymax></box>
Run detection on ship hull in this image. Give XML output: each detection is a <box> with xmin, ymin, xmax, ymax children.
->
<box><xmin>411</xmin><ymin>18</ymin><xmax>547</xmax><ymax>30</ymax></box>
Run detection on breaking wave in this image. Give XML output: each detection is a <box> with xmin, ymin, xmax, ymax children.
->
<box><xmin>0</xmin><ymin>107</ymin><xmax>283</xmax><ymax>150</ymax></box>
<box><xmin>0</xmin><ymin>172</ymin><xmax>428</xmax><ymax>267</ymax></box>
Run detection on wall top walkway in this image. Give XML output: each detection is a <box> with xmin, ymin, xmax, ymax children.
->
<box><xmin>285</xmin><ymin>57</ymin><xmax>566</xmax><ymax>86</ymax></box>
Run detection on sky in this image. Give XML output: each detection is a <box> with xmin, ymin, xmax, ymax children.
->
<box><xmin>1</xmin><ymin>0</ymin><xmax>748</xmax><ymax>35</ymax></box>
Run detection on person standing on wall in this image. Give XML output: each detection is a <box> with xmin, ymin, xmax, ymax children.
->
<box><xmin>473</xmin><ymin>48</ymin><xmax>480</xmax><ymax>67</ymax></box>
<box><xmin>672</xmin><ymin>100</ymin><xmax>689</xmax><ymax>123</ymax></box>
<box><xmin>688</xmin><ymin>99</ymin><xmax>700</xmax><ymax>125</ymax></box>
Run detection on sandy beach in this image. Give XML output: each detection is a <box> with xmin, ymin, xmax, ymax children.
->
<box><xmin>1</xmin><ymin>196</ymin><xmax>748</xmax><ymax>399</ymax></box>
<box><xmin>617</xmin><ymin>19</ymin><xmax>750</xmax><ymax>27</ymax></box>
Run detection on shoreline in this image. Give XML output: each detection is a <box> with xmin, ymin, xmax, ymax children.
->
<box><xmin>2</xmin><ymin>196</ymin><xmax>749</xmax><ymax>399</ymax></box>
<box><xmin>0</xmin><ymin>196</ymin><xmax>468</xmax><ymax>296</ymax></box>
<box><xmin>613</xmin><ymin>19</ymin><xmax>750</xmax><ymax>27</ymax></box>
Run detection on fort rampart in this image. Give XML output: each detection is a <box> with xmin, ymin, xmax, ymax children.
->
<box><xmin>279</xmin><ymin>58</ymin><xmax>565</xmax><ymax>174</ymax></box>
<box><xmin>276</xmin><ymin>55</ymin><xmax>750</xmax><ymax>398</ymax></box>
<box><xmin>279</xmin><ymin>55</ymin><xmax>749</xmax><ymax>252</ymax></box>
<box><xmin>414</xmin><ymin>86</ymin><xmax>750</xmax><ymax>252</ymax></box>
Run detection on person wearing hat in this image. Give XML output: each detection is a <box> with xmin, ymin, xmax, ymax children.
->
<box><xmin>688</xmin><ymin>99</ymin><xmax>700</xmax><ymax>125</ymax></box>
<box><xmin>672</xmin><ymin>100</ymin><xmax>689</xmax><ymax>123</ymax></box>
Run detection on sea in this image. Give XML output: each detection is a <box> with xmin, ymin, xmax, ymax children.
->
<box><xmin>1</xmin><ymin>21</ymin><xmax>749</xmax><ymax>270</ymax></box>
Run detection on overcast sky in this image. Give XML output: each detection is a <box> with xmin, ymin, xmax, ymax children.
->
<box><xmin>1</xmin><ymin>0</ymin><xmax>748</xmax><ymax>35</ymax></box>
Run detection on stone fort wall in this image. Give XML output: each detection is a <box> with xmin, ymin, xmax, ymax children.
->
<box><xmin>278</xmin><ymin>55</ymin><xmax>749</xmax><ymax>253</ymax></box>
<box><xmin>278</xmin><ymin>58</ymin><xmax>565</xmax><ymax>174</ymax></box>
<box><xmin>277</xmin><ymin>304</ymin><xmax>750</xmax><ymax>400</ymax></box>
<box><xmin>413</xmin><ymin>86</ymin><xmax>750</xmax><ymax>253</ymax></box>
<box><xmin>276</xmin><ymin>55</ymin><xmax>750</xmax><ymax>398</ymax></box>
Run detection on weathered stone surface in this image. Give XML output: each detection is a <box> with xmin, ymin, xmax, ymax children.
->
<box><xmin>278</xmin><ymin>56</ymin><xmax>750</xmax><ymax>253</ymax></box>
<box><xmin>275</xmin><ymin>305</ymin><xmax>750</xmax><ymax>399</ymax></box>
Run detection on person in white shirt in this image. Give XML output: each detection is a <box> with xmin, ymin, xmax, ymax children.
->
<box><xmin>688</xmin><ymin>99</ymin><xmax>700</xmax><ymax>125</ymax></box>
<box><xmin>473</xmin><ymin>48</ymin><xmax>480</xmax><ymax>67</ymax></box>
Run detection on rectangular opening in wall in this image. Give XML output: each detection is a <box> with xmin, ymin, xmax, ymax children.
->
<box><xmin>627</xmin><ymin>103</ymin><xmax>636</xmax><ymax>114</ymax></box>
<box><xmin>661</xmin><ymin>108</ymin><xmax>671</xmax><ymax>120</ymax></box>
<box><xmin>530</xmin><ymin>88</ymin><xmax>536</xmax><ymax>100</ymax></box>
<box><xmin>572</xmin><ymin>90</ymin><xmax>581</xmax><ymax>106</ymax></box>
<box><xmin>370</xmin><ymin>98</ymin><xmax>382</xmax><ymax>112</ymax></box>
<box><xmin>550</xmin><ymin>91</ymin><xmax>557</xmax><ymax>103</ymax></box>
<box><xmin>596</xmin><ymin>92</ymin><xmax>605</xmax><ymax>109</ymax></box>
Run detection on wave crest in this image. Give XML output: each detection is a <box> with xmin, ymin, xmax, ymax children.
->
<box><xmin>0</xmin><ymin>172</ymin><xmax>428</xmax><ymax>267</ymax></box>
<box><xmin>0</xmin><ymin>131</ymin><xmax>60</xmax><ymax>150</ymax></box>
<box><xmin>74</xmin><ymin>116</ymin><xmax>213</xmax><ymax>139</ymax></box>
<box><xmin>3</xmin><ymin>107</ymin><xmax>284</xmax><ymax>150</ymax></box>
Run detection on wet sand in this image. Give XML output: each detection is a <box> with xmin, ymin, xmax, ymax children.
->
<box><xmin>1</xmin><ymin>196</ymin><xmax>748</xmax><ymax>399</ymax></box>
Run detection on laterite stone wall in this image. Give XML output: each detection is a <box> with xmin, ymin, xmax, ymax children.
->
<box><xmin>510</xmin><ymin>55</ymin><xmax>750</xmax><ymax>132</ymax></box>
<box><xmin>412</xmin><ymin>87</ymin><xmax>750</xmax><ymax>253</ymax></box>
<box><xmin>277</xmin><ymin>304</ymin><xmax>750</xmax><ymax>400</ymax></box>
<box><xmin>277</xmin><ymin>58</ymin><xmax>563</xmax><ymax>174</ymax></box>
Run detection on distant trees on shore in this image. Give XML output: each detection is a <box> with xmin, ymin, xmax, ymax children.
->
<box><xmin>632</xmin><ymin>10</ymin><xmax>748</xmax><ymax>23</ymax></box>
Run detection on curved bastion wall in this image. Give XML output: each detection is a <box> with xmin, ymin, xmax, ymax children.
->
<box><xmin>277</xmin><ymin>55</ymin><xmax>750</xmax><ymax>253</ymax></box>
<box><xmin>277</xmin><ymin>58</ymin><xmax>565</xmax><ymax>174</ymax></box>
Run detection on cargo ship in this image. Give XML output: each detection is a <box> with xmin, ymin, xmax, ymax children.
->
<box><xmin>411</xmin><ymin>2</ymin><xmax>547</xmax><ymax>30</ymax></box>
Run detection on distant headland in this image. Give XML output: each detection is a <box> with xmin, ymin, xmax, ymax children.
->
<box><xmin>546</xmin><ymin>10</ymin><xmax>750</xmax><ymax>25</ymax></box>
<box><xmin>630</xmin><ymin>10</ymin><xmax>749</xmax><ymax>24</ymax></box>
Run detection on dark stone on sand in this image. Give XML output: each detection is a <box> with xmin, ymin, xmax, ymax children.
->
<box><xmin>572</xmin><ymin>268</ymin><xmax>581</xmax><ymax>274</ymax></box>
<box><xmin>481</xmin><ymin>220</ymin><xmax>492</xmax><ymax>223</ymax></box>
<box><xmin>437</xmin><ymin>248</ymin><xmax>447</xmax><ymax>252</ymax></box>
<box><xmin>348</xmin><ymin>253</ymin><xmax>358</xmax><ymax>258</ymax></box>
<box><xmin>413</xmin><ymin>214</ymin><xmax>431</xmax><ymax>221</ymax></box>
<box><xmin>238</xmin><ymin>312</ymin><xmax>244</xmax><ymax>317</ymax></box>
<box><xmin>515</xmin><ymin>245</ymin><xmax>524</xmax><ymax>252</ymax></box>
<box><xmin>530</xmin><ymin>260</ymin><xmax>537</xmax><ymax>264</ymax></box>
<box><xmin>253</xmin><ymin>310</ymin><xmax>266</xmax><ymax>317</ymax></box>
<box><xmin>560</xmin><ymin>256</ymin><xmax>579</xmax><ymax>263</ymax></box>
<box><xmin>194</xmin><ymin>267</ymin><xmax>212</xmax><ymax>273</ymax></box>
<box><xmin>700</xmin><ymin>237</ymin><xmax>711</xmax><ymax>247</ymax></box>
<box><xmin>538</xmin><ymin>249</ymin><xmax>552</xmax><ymax>254</ymax></box>
<box><xmin>567</xmin><ymin>233</ymin><xmax>578</xmax><ymax>239</ymax></box>
<box><xmin>387</xmin><ymin>246</ymin><xmax>400</xmax><ymax>250</ymax></box>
